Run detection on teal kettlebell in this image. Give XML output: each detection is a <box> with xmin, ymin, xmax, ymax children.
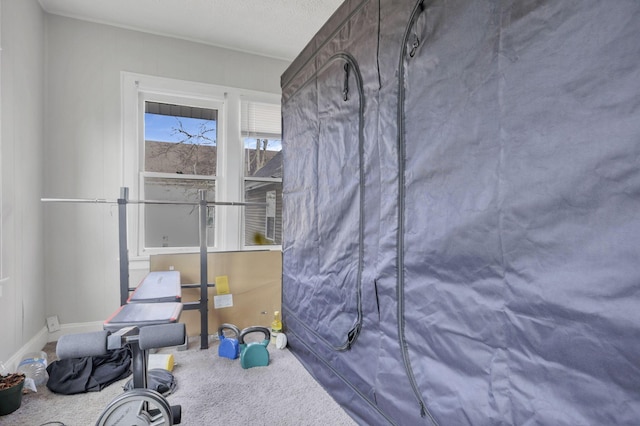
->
<box><xmin>218</xmin><ymin>323</ymin><xmax>241</xmax><ymax>360</ymax></box>
<box><xmin>238</xmin><ymin>326</ymin><xmax>271</xmax><ymax>369</ymax></box>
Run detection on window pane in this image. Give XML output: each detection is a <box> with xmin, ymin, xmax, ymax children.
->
<box><xmin>243</xmin><ymin>138</ymin><xmax>282</xmax><ymax>178</ymax></box>
<box><xmin>145</xmin><ymin>102</ymin><xmax>218</xmax><ymax>176</ymax></box>
<box><xmin>241</xmin><ymin>102</ymin><xmax>282</xmax><ymax>247</ymax></box>
<box><xmin>244</xmin><ymin>181</ymin><xmax>282</xmax><ymax>246</ymax></box>
<box><xmin>144</xmin><ymin>177</ymin><xmax>215</xmax><ymax>248</ymax></box>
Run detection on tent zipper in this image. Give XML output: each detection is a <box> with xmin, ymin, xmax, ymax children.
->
<box><xmin>396</xmin><ymin>1</ymin><xmax>439</xmax><ymax>425</ymax></box>
<box><xmin>283</xmin><ymin>53</ymin><xmax>365</xmax><ymax>351</ymax></box>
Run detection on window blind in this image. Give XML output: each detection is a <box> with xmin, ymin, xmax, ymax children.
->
<box><xmin>241</xmin><ymin>101</ymin><xmax>281</xmax><ymax>139</ymax></box>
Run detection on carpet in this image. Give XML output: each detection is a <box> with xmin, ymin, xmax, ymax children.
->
<box><xmin>1</xmin><ymin>336</ymin><xmax>356</xmax><ymax>425</ymax></box>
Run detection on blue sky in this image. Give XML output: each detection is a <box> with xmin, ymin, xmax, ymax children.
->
<box><xmin>145</xmin><ymin>113</ymin><xmax>216</xmax><ymax>144</ymax></box>
<box><xmin>145</xmin><ymin>113</ymin><xmax>281</xmax><ymax>150</ymax></box>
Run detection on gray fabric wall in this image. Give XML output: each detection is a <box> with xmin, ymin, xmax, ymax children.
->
<box><xmin>281</xmin><ymin>1</ymin><xmax>640</xmax><ymax>425</ymax></box>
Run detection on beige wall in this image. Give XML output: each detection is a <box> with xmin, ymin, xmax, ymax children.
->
<box><xmin>42</xmin><ymin>14</ymin><xmax>289</xmax><ymax>331</ymax></box>
<box><xmin>0</xmin><ymin>0</ymin><xmax>46</xmax><ymax>363</ymax></box>
<box><xmin>1</xmin><ymin>0</ymin><xmax>290</xmax><ymax>363</ymax></box>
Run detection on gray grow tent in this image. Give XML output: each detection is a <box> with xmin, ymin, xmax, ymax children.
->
<box><xmin>280</xmin><ymin>1</ymin><xmax>640</xmax><ymax>425</ymax></box>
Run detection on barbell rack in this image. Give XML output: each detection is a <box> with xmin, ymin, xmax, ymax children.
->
<box><xmin>42</xmin><ymin>186</ymin><xmax>265</xmax><ymax>349</ymax></box>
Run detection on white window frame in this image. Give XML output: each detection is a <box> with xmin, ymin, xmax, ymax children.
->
<box><xmin>138</xmin><ymin>94</ymin><xmax>224</xmax><ymax>255</ymax></box>
<box><xmin>240</xmin><ymin>100</ymin><xmax>283</xmax><ymax>250</ymax></box>
<box><xmin>121</xmin><ymin>72</ymin><xmax>281</xmax><ymax>261</ymax></box>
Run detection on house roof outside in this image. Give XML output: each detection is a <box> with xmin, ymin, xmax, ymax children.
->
<box><xmin>145</xmin><ymin>140</ymin><xmax>280</xmax><ymax>178</ymax></box>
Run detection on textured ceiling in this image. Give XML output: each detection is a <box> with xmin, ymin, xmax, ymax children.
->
<box><xmin>38</xmin><ymin>0</ymin><xmax>344</xmax><ymax>61</ymax></box>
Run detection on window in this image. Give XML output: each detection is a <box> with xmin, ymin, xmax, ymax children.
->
<box><xmin>143</xmin><ymin>101</ymin><xmax>219</xmax><ymax>249</ymax></box>
<box><xmin>241</xmin><ymin>101</ymin><xmax>282</xmax><ymax>247</ymax></box>
<box><xmin>122</xmin><ymin>72</ymin><xmax>281</xmax><ymax>257</ymax></box>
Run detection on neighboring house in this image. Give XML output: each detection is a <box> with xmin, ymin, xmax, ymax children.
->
<box><xmin>244</xmin><ymin>151</ymin><xmax>283</xmax><ymax>244</ymax></box>
<box><xmin>145</xmin><ymin>140</ymin><xmax>217</xmax><ymax>175</ymax></box>
<box><xmin>145</xmin><ymin>140</ymin><xmax>282</xmax><ymax>246</ymax></box>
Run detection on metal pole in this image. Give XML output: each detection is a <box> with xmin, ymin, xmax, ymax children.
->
<box><xmin>118</xmin><ymin>187</ymin><xmax>130</xmax><ymax>306</ymax></box>
<box><xmin>198</xmin><ymin>189</ymin><xmax>209</xmax><ymax>349</ymax></box>
<box><xmin>41</xmin><ymin>197</ymin><xmax>265</xmax><ymax>207</ymax></box>
<box><xmin>40</xmin><ymin>197</ymin><xmax>113</xmax><ymax>203</ymax></box>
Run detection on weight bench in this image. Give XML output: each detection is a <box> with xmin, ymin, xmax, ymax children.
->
<box><xmin>104</xmin><ymin>271</ymin><xmax>183</xmax><ymax>332</ymax></box>
<box><xmin>128</xmin><ymin>271</ymin><xmax>182</xmax><ymax>303</ymax></box>
<box><xmin>56</xmin><ymin>323</ymin><xmax>186</xmax><ymax>425</ymax></box>
<box><xmin>104</xmin><ymin>302</ymin><xmax>183</xmax><ymax>332</ymax></box>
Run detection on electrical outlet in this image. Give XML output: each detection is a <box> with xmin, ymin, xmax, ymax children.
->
<box><xmin>46</xmin><ymin>315</ymin><xmax>61</xmax><ymax>332</ymax></box>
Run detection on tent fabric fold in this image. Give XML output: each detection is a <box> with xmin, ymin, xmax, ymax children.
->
<box><xmin>281</xmin><ymin>1</ymin><xmax>640</xmax><ymax>424</ymax></box>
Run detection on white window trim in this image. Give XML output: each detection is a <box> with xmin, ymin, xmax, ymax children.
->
<box><xmin>121</xmin><ymin>72</ymin><xmax>281</xmax><ymax>262</ymax></box>
<box><xmin>138</xmin><ymin>93</ymin><xmax>224</xmax><ymax>256</ymax></box>
<box><xmin>243</xmin><ymin>176</ymin><xmax>282</xmax><ymax>183</ymax></box>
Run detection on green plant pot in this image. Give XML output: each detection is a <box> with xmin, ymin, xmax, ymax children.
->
<box><xmin>0</xmin><ymin>374</ymin><xmax>25</xmax><ymax>416</ymax></box>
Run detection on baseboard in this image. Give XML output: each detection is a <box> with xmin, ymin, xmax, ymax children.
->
<box><xmin>6</xmin><ymin>326</ymin><xmax>48</xmax><ymax>371</ymax></box>
<box><xmin>5</xmin><ymin>321</ymin><xmax>105</xmax><ymax>371</ymax></box>
<box><xmin>47</xmin><ymin>321</ymin><xmax>105</xmax><ymax>343</ymax></box>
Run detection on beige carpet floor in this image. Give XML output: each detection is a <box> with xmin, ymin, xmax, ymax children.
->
<box><xmin>1</xmin><ymin>337</ymin><xmax>357</xmax><ymax>426</ymax></box>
